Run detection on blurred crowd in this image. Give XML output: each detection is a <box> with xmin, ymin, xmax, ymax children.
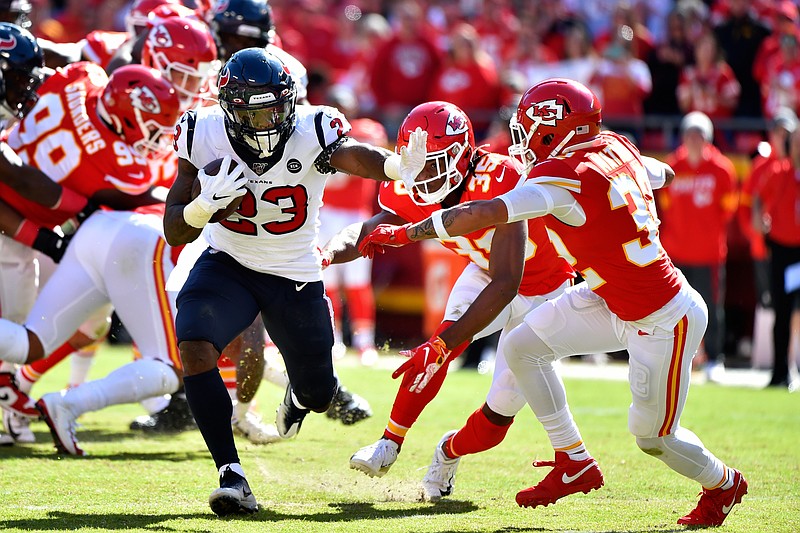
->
<box><xmin>24</xmin><ymin>0</ymin><xmax>800</xmax><ymax>153</ymax></box>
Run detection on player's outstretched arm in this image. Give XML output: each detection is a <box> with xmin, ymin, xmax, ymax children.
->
<box><xmin>322</xmin><ymin>210</ymin><xmax>406</xmax><ymax>265</ymax></box>
<box><xmin>328</xmin><ymin>137</ymin><xmax>404</xmax><ymax>183</ymax></box>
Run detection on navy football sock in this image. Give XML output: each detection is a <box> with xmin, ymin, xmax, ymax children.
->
<box><xmin>184</xmin><ymin>368</ymin><xmax>239</xmax><ymax>469</ymax></box>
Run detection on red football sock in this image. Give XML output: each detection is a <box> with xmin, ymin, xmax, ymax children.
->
<box><xmin>383</xmin><ymin>321</ymin><xmax>470</xmax><ymax>445</ymax></box>
<box><xmin>21</xmin><ymin>340</ymin><xmax>75</xmax><ymax>382</ymax></box>
<box><xmin>345</xmin><ymin>285</ymin><xmax>375</xmax><ymax>325</ymax></box>
<box><xmin>446</xmin><ymin>406</ymin><xmax>514</xmax><ymax>459</ymax></box>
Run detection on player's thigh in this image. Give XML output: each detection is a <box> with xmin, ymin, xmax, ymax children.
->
<box><xmin>106</xmin><ymin>230</ymin><xmax>181</xmax><ymax>368</ymax></box>
<box><xmin>522</xmin><ymin>282</ymin><xmax>624</xmax><ymax>357</ymax></box>
<box><xmin>0</xmin><ymin>234</ymin><xmax>37</xmax><ymax>323</ymax></box>
<box><xmin>175</xmin><ymin>251</ymin><xmax>261</xmax><ymax>354</ymax></box>
<box><xmin>627</xmin><ymin>298</ymin><xmax>706</xmax><ymax>438</ymax></box>
<box><xmin>443</xmin><ymin>263</ymin><xmax>506</xmax><ymax>340</ymax></box>
<box><xmin>26</xmin><ymin>253</ymin><xmax>107</xmax><ymax>355</ymax></box>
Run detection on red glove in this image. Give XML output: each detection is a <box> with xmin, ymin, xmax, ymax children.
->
<box><xmin>358</xmin><ymin>223</ymin><xmax>412</xmax><ymax>259</ymax></box>
<box><xmin>392</xmin><ymin>336</ymin><xmax>451</xmax><ymax>393</ymax></box>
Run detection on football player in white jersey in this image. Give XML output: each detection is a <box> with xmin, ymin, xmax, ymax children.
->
<box><xmin>164</xmin><ymin>47</ymin><xmax>416</xmax><ymax>516</ymax></box>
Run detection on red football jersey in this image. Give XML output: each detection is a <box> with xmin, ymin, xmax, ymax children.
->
<box><xmin>1</xmin><ymin>62</ymin><xmax>153</xmax><ymax>227</ymax></box>
<box><xmin>323</xmin><ymin>118</ymin><xmax>388</xmax><ymax>212</ymax></box>
<box><xmin>82</xmin><ymin>30</ymin><xmax>130</xmax><ymax>70</ymax></box>
<box><xmin>659</xmin><ymin>144</ymin><xmax>737</xmax><ymax>265</ymax></box>
<box><xmin>379</xmin><ymin>151</ymin><xmax>574</xmax><ymax>297</ymax></box>
<box><xmin>529</xmin><ymin>132</ymin><xmax>681</xmax><ymax>321</ymax></box>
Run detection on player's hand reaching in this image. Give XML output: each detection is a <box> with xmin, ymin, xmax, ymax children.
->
<box><xmin>392</xmin><ymin>336</ymin><xmax>452</xmax><ymax>393</ymax></box>
<box><xmin>195</xmin><ymin>155</ymin><xmax>247</xmax><ymax>214</ymax></box>
<box><xmin>358</xmin><ymin>223</ymin><xmax>412</xmax><ymax>258</ymax></box>
<box><xmin>399</xmin><ymin>127</ymin><xmax>428</xmax><ymax>186</ymax></box>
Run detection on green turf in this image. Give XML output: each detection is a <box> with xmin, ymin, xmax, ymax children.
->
<box><xmin>1</xmin><ymin>345</ymin><xmax>798</xmax><ymax>532</ymax></box>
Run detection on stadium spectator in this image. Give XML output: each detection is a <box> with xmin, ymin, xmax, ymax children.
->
<box><xmin>593</xmin><ymin>1</ymin><xmax>654</xmax><ymax>61</ymax></box>
<box><xmin>644</xmin><ymin>9</ymin><xmax>693</xmax><ymax>118</ymax></box>
<box><xmin>677</xmin><ymin>31</ymin><xmax>740</xmax><ymax>120</ymax></box>
<box><xmin>760</xmin><ymin>31</ymin><xmax>800</xmax><ymax>118</ymax></box>
<box><xmin>588</xmin><ymin>27</ymin><xmax>652</xmax><ymax>137</ymax></box>
<box><xmin>753</xmin><ymin>0</ymin><xmax>800</xmax><ymax>87</ymax></box>
<box><xmin>359</xmin><ymin>78</ymin><xmax>748</xmax><ymax>528</ymax></box>
<box><xmin>368</xmin><ymin>1</ymin><xmax>442</xmax><ymax>134</ymax></box>
<box><xmin>427</xmin><ymin>22</ymin><xmax>501</xmax><ymax>137</ymax></box>
<box><xmin>749</xmin><ymin>124</ymin><xmax>800</xmax><ymax>390</ymax></box>
<box><xmin>713</xmin><ymin>0</ymin><xmax>771</xmax><ymax>118</ymax></box>
<box><xmin>659</xmin><ymin>111</ymin><xmax>738</xmax><ymax>382</ymax></box>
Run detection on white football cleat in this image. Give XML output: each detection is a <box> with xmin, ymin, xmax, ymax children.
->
<box><xmin>275</xmin><ymin>386</ymin><xmax>309</xmax><ymax>439</ymax></box>
<box><xmin>3</xmin><ymin>409</ymin><xmax>35</xmax><ymax>443</ymax></box>
<box><xmin>349</xmin><ymin>438</ymin><xmax>399</xmax><ymax>478</ymax></box>
<box><xmin>37</xmin><ymin>392</ymin><xmax>84</xmax><ymax>456</ymax></box>
<box><xmin>422</xmin><ymin>430</ymin><xmax>461</xmax><ymax>502</ymax></box>
<box><xmin>233</xmin><ymin>410</ymin><xmax>282</xmax><ymax>444</ymax></box>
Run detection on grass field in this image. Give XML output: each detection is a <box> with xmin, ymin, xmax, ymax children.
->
<box><xmin>1</xmin><ymin>344</ymin><xmax>798</xmax><ymax>532</ymax></box>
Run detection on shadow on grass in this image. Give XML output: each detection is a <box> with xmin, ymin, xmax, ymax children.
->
<box><xmin>0</xmin><ymin>501</ymin><xmax>481</xmax><ymax>531</ymax></box>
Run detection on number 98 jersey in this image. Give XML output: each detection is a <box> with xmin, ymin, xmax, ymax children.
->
<box><xmin>173</xmin><ymin>104</ymin><xmax>350</xmax><ymax>282</ymax></box>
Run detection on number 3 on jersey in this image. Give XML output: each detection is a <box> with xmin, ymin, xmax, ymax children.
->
<box><xmin>608</xmin><ymin>173</ymin><xmax>661</xmax><ymax>267</ymax></box>
<box><xmin>219</xmin><ymin>185</ymin><xmax>309</xmax><ymax>235</ymax></box>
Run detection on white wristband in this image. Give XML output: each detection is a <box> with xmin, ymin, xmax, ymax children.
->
<box><xmin>183</xmin><ymin>197</ymin><xmax>214</xmax><ymax>229</ymax></box>
<box><xmin>383</xmin><ymin>154</ymin><xmax>402</xmax><ymax>181</ymax></box>
<box><xmin>431</xmin><ymin>210</ymin><xmax>451</xmax><ymax>239</ymax></box>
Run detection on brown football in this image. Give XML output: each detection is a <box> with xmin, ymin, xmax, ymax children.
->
<box><xmin>191</xmin><ymin>157</ymin><xmax>245</xmax><ymax>223</ymax></box>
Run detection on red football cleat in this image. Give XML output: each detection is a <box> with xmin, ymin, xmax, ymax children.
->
<box><xmin>0</xmin><ymin>372</ymin><xmax>39</xmax><ymax>418</ymax></box>
<box><xmin>678</xmin><ymin>469</ymin><xmax>748</xmax><ymax>527</ymax></box>
<box><xmin>516</xmin><ymin>452</ymin><xmax>604</xmax><ymax>508</ymax></box>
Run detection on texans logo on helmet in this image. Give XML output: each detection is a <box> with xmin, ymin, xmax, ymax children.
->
<box><xmin>130</xmin><ymin>86</ymin><xmax>162</xmax><ymax>114</ymax></box>
<box><xmin>0</xmin><ymin>34</ymin><xmax>16</xmax><ymax>51</ymax></box>
<box><xmin>219</xmin><ymin>67</ymin><xmax>230</xmax><ymax>88</ymax></box>
<box><xmin>527</xmin><ymin>99</ymin><xmax>564</xmax><ymax>127</ymax></box>
<box><xmin>445</xmin><ymin>111</ymin><xmax>468</xmax><ymax>136</ymax></box>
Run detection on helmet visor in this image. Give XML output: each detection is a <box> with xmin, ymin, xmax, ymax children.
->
<box><xmin>228</xmin><ymin>100</ymin><xmax>292</xmax><ymax>132</ymax></box>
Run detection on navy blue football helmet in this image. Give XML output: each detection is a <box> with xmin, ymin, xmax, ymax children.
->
<box><xmin>218</xmin><ymin>47</ymin><xmax>296</xmax><ymax>158</ymax></box>
<box><xmin>0</xmin><ymin>22</ymin><xmax>44</xmax><ymax>121</ymax></box>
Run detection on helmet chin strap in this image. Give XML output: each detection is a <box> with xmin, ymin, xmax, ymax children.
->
<box><xmin>548</xmin><ymin>129</ymin><xmax>575</xmax><ymax>158</ymax></box>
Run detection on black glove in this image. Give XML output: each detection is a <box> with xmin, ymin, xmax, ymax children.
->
<box><xmin>75</xmin><ymin>200</ymin><xmax>99</xmax><ymax>224</ymax></box>
<box><xmin>32</xmin><ymin>228</ymin><xmax>72</xmax><ymax>263</ymax></box>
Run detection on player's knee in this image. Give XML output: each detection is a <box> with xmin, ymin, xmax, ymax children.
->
<box><xmin>486</xmin><ymin>368</ymin><xmax>526</xmax><ymax>416</ymax></box>
<box><xmin>504</xmin><ymin>324</ymin><xmax>555</xmax><ymax>373</ymax></box>
<box><xmin>635</xmin><ymin>435</ymin><xmax>669</xmax><ymax>457</ymax></box>
<box><xmin>178</xmin><ymin>340</ymin><xmax>218</xmax><ymax>376</ymax></box>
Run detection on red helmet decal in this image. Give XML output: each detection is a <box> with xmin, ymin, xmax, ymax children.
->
<box><xmin>130</xmin><ymin>85</ymin><xmax>162</xmax><ymax>114</ymax></box>
<box><xmin>214</xmin><ymin>0</ymin><xmax>229</xmax><ymax>14</ymax></box>
<box><xmin>526</xmin><ymin>99</ymin><xmax>564</xmax><ymax>127</ymax></box>
<box><xmin>219</xmin><ymin>67</ymin><xmax>230</xmax><ymax>88</ymax></box>
<box><xmin>445</xmin><ymin>110</ymin><xmax>468</xmax><ymax>136</ymax></box>
<box><xmin>151</xmin><ymin>25</ymin><xmax>173</xmax><ymax>47</ymax></box>
<box><xmin>0</xmin><ymin>34</ymin><xmax>16</xmax><ymax>51</ymax></box>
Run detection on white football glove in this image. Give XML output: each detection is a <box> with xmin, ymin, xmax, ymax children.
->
<box><xmin>195</xmin><ymin>155</ymin><xmax>247</xmax><ymax>212</ymax></box>
<box><xmin>183</xmin><ymin>155</ymin><xmax>247</xmax><ymax>228</ymax></box>
<box><xmin>399</xmin><ymin>127</ymin><xmax>428</xmax><ymax>187</ymax></box>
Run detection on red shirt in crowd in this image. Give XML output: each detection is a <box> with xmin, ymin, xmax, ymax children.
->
<box><xmin>369</xmin><ymin>34</ymin><xmax>442</xmax><ymax>108</ymax></box>
<box><xmin>754</xmin><ymin>158</ymin><xmax>800</xmax><ymax>246</ymax></box>
<box><xmin>427</xmin><ymin>58</ymin><xmax>501</xmax><ymax>134</ymax></box>
<box><xmin>677</xmin><ymin>62</ymin><xmax>741</xmax><ymax>118</ymax></box>
<box><xmin>659</xmin><ymin>144</ymin><xmax>738</xmax><ymax>265</ymax></box>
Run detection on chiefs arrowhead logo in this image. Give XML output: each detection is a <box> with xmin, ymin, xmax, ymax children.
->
<box><xmin>445</xmin><ymin>110</ymin><xmax>468</xmax><ymax>136</ymax></box>
<box><xmin>218</xmin><ymin>67</ymin><xmax>230</xmax><ymax>88</ymax></box>
<box><xmin>150</xmin><ymin>25</ymin><xmax>173</xmax><ymax>48</ymax></box>
<box><xmin>130</xmin><ymin>85</ymin><xmax>161</xmax><ymax>114</ymax></box>
<box><xmin>526</xmin><ymin>99</ymin><xmax>564</xmax><ymax>127</ymax></box>
<box><xmin>0</xmin><ymin>34</ymin><xmax>16</xmax><ymax>51</ymax></box>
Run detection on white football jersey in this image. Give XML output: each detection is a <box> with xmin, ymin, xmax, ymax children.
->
<box><xmin>173</xmin><ymin>104</ymin><xmax>351</xmax><ymax>282</ymax></box>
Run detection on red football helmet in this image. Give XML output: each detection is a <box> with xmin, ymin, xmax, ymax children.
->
<box><xmin>396</xmin><ymin>101</ymin><xmax>476</xmax><ymax>206</ymax></box>
<box><xmin>509</xmin><ymin>78</ymin><xmax>601</xmax><ymax>173</ymax></box>
<box><xmin>125</xmin><ymin>0</ymin><xmax>181</xmax><ymax>36</ymax></box>
<box><xmin>98</xmin><ymin>64</ymin><xmax>182</xmax><ymax>160</ymax></box>
<box><xmin>146</xmin><ymin>3</ymin><xmax>200</xmax><ymax>27</ymax></box>
<box><xmin>141</xmin><ymin>17</ymin><xmax>219</xmax><ymax>109</ymax></box>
